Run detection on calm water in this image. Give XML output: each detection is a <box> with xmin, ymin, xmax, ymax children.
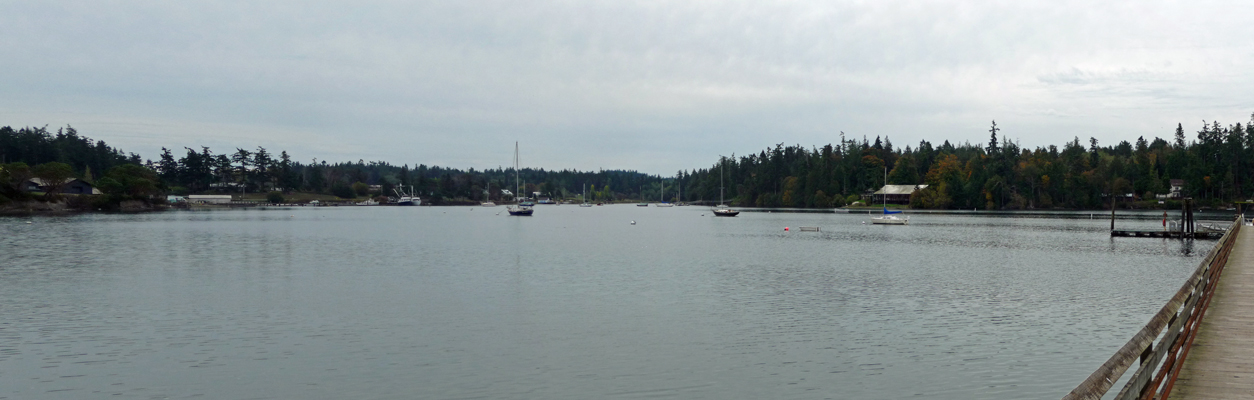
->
<box><xmin>0</xmin><ymin>206</ymin><xmax>1215</xmax><ymax>399</ymax></box>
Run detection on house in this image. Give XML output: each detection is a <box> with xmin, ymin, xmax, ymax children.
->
<box><xmin>188</xmin><ymin>195</ymin><xmax>233</xmax><ymax>204</ymax></box>
<box><xmin>1169</xmin><ymin>179</ymin><xmax>1185</xmax><ymax>199</ymax></box>
<box><xmin>25</xmin><ymin>178</ymin><xmax>102</xmax><ymax>195</ymax></box>
<box><xmin>871</xmin><ymin>184</ymin><xmax>928</xmax><ymax>205</ymax></box>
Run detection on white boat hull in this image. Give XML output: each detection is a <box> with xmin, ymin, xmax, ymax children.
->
<box><xmin>871</xmin><ymin>216</ymin><xmax>907</xmax><ymax>225</ymax></box>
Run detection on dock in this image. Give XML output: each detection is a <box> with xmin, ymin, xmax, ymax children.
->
<box><xmin>1109</xmin><ymin>198</ymin><xmax>1226</xmax><ymax>239</ymax></box>
<box><xmin>1111</xmin><ymin>230</ymin><xmax>1225</xmax><ymax>239</ymax></box>
<box><xmin>1167</xmin><ymin>222</ymin><xmax>1254</xmax><ymax>399</ymax></box>
<box><xmin>1061</xmin><ymin>216</ymin><xmax>1245</xmax><ymax>400</ymax></box>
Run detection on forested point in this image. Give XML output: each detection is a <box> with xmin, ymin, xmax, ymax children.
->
<box><xmin>4</xmin><ymin>114</ymin><xmax>1254</xmax><ymax>210</ymax></box>
<box><xmin>713</xmin><ymin>116</ymin><xmax>1254</xmax><ymax>210</ymax></box>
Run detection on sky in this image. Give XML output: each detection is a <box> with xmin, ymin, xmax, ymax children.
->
<box><xmin>2</xmin><ymin>1</ymin><xmax>1253</xmax><ymax>176</ymax></box>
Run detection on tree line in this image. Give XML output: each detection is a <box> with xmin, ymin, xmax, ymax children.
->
<box><xmin>677</xmin><ymin>115</ymin><xmax>1254</xmax><ymax>209</ymax></box>
<box><xmin>1</xmin><ymin>126</ymin><xmax>668</xmax><ymax>204</ymax></box>
<box><xmin>1</xmin><ymin>126</ymin><xmax>159</xmax><ymax>208</ymax></box>
<box><xmin>6</xmin><ymin>114</ymin><xmax>1254</xmax><ymax>209</ymax></box>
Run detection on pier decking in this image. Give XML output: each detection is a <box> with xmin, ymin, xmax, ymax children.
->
<box><xmin>1167</xmin><ymin>225</ymin><xmax>1254</xmax><ymax>399</ymax></box>
<box><xmin>1062</xmin><ymin>216</ymin><xmax>1244</xmax><ymax>400</ymax></box>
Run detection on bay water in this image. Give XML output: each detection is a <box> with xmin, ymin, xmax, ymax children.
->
<box><xmin>0</xmin><ymin>206</ymin><xmax>1213</xmax><ymax>399</ymax></box>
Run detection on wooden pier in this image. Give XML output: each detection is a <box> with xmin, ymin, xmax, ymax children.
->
<box><xmin>1062</xmin><ymin>216</ymin><xmax>1244</xmax><ymax>400</ymax></box>
<box><xmin>1111</xmin><ymin>230</ymin><xmax>1225</xmax><ymax>239</ymax></box>
<box><xmin>1167</xmin><ymin>223</ymin><xmax>1254</xmax><ymax>399</ymax></box>
<box><xmin>1109</xmin><ymin>198</ymin><xmax>1222</xmax><ymax>239</ymax></box>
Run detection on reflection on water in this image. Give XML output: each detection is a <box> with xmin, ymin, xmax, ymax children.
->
<box><xmin>0</xmin><ymin>208</ymin><xmax>1214</xmax><ymax>399</ymax></box>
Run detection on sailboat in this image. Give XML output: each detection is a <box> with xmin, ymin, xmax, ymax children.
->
<box><xmin>676</xmin><ymin>181</ymin><xmax>688</xmax><ymax>206</ymax></box>
<box><xmin>870</xmin><ymin>166</ymin><xmax>907</xmax><ymax>225</ymax></box>
<box><xmin>713</xmin><ymin>158</ymin><xmax>739</xmax><ymax>217</ymax></box>
<box><xmin>580</xmin><ymin>183</ymin><xmax>593</xmax><ymax>207</ymax></box>
<box><xmin>481</xmin><ymin>186</ymin><xmax>496</xmax><ymax>207</ymax></box>
<box><xmin>507</xmin><ymin>142</ymin><xmax>533</xmax><ymax>216</ymax></box>
<box><xmin>656</xmin><ymin>180</ymin><xmax>674</xmax><ymax>207</ymax></box>
<box><xmin>637</xmin><ymin>185</ymin><xmax>649</xmax><ymax>206</ymax></box>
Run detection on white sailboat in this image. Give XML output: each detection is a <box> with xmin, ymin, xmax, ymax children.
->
<box><xmin>580</xmin><ymin>183</ymin><xmax>592</xmax><ymax>207</ymax></box>
<box><xmin>507</xmin><ymin>142</ymin><xmax>533</xmax><ymax>216</ymax></box>
<box><xmin>871</xmin><ymin>166</ymin><xmax>907</xmax><ymax>225</ymax></box>
<box><xmin>481</xmin><ymin>186</ymin><xmax>496</xmax><ymax>207</ymax></box>
<box><xmin>713</xmin><ymin>158</ymin><xmax>738</xmax><ymax>217</ymax></box>
<box><xmin>656</xmin><ymin>180</ymin><xmax>673</xmax><ymax>207</ymax></box>
<box><xmin>676</xmin><ymin>180</ymin><xmax>688</xmax><ymax>206</ymax></box>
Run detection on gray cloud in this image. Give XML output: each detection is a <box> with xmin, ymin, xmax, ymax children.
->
<box><xmin>2</xmin><ymin>1</ymin><xmax>1252</xmax><ymax>174</ymax></box>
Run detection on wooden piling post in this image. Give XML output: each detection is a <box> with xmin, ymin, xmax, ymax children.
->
<box><xmin>1111</xmin><ymin>192</ymin><xmax>1117</xmax><ymax>231</ymax></box>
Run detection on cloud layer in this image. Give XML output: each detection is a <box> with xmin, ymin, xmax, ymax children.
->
<box><xmin>2</xmin><ymin>1</ymin><xmax>1252</xmax><ymax>174</ymax></box>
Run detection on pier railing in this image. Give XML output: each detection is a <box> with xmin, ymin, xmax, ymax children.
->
<box><xmin>1062</xmin><ymin>214</ymin><xmax>1242</xmax><ymax>400</ymax></box>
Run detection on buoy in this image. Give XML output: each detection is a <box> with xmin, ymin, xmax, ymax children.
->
<box><xmin>861</xmin><ymin>221</ymin><xmax>866</xmax><ymax>224</ymax></box>
<box><xmin>26</xmin><ymin>221</ymin><xmax>32</xmax><ymax>224</ymax></box>
<box><xmin>784</xmin><ymin>227</ymin><xmax>789</xmax><ymax>231</ymax></box>
<box><xmin>630</xmin><ymin>221</ymin><xmax>636</xmax><ymax>225</ymax></box>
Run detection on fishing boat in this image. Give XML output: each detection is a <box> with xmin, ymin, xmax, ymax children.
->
<box><xmin>870</xmin><ymin>167</ymin><xmax>907</xmax><ymax>225</ymax></box>
<box><xmin>393</xmin><ymin>185</ymin><xmax>421</xmax><ymax>206</ymax></box>
<box><xmin>712</xmin><ymin>158</ymin><xmax>739</xmax><ymax>217</ymax></box>
<box><xmin>507</xmin><ymin>142</ymin><xmax>533</xmax><ymax>216</ymax></box>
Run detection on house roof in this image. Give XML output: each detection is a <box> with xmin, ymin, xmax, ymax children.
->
<box><xmin>25</xmin><ymin>177</ymin><xmax>102</xmax><ymax>195</ymax></box>
<box><xmin>873</xmin><ymin>184</ymin><xmax>928</xmax><ymax>195</ymax></box>
<box><xmin>28</xmin><ymin>177</ymin><xmax>93</xmax><ymax>187</ymax></box>
<box><xmin>1170</xmin><ymin>179</ymin><xmax>1185</xmax><ymax>186</ymax></box>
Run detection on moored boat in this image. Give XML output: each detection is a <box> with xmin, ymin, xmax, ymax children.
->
<box><xmin>393</xmin><ymin>185</ymin><xmax>421</xmax><ymax>206</ymax></box>
<box><xmin>656</xmin><ymin>180</ymin><xmax>673</xmax><ymax>207</ymax></box>
<box><xmin>507</xmin><ymin>142</ymin><xmax>533</xmax><ymax>216</ymax></box>
<box><xmin>712</xmin><ymin>157</ymin><xmax>737</xmax><ymax>217</ymax></box>
<box><xmin>869</xmin><ymin>167</ymin><xmax>907</xmax><ymax>225</ymax></box>
<box><xmin>870</xmin><ymin>212</ymin><xmax>907</xmax><ymax>225</ymax></box>
<box><xmin>580</xmin><ymin>184</ymin><xmax>592</xmax><ymax>207</ymax></box>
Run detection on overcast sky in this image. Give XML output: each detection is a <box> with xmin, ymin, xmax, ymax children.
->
<box><xmin>2</xmin><ymin>1</ymin><xmax>1252</xmax><ymax>175</ymax></box>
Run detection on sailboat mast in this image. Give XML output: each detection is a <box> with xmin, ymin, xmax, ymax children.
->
<box><xmin>514</xmin><ymin>142</ymin><xmax>519</xmax><ymax>202</ymax></box>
